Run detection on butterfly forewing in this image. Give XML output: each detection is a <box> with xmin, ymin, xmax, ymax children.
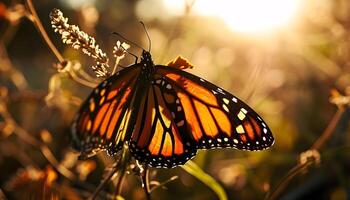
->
<box><xmin>71</xmin><ymin>65</ymin><xmax>141</xmax><ymax>159</ymax></box>
<box><xmin>156</xmin><ymin>66</ymin><xmax>274</xmax><ymax>151</ymax></box>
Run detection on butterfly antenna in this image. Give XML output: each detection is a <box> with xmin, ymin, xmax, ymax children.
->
<box><xmin>140</xmin><ymin>21</ymin><xmax>151</xmax><ymax>52</ymax></box>
<box><xmin>112</xmin><ymin>32</ymin><xmax>144</xmax><ymax>50</ymax></box>
<box><xmin>120</xmin><ymin>45</ymin><xmax>138</xmax><ymax>63</ymax></box>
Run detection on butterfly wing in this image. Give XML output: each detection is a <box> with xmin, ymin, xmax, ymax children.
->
<box><xmin>129</xmin><ymin>78</ymin><xmax>197</xmax><ymax>168</ymax></box>
<box><xmin>71</xmin><ymin>65</ymin><xmax>141</xmax><ymax>159</ymax></box>
<box><xmin>154</xmin><ymin>65</ymin><xmax>274</xmax><ymax>151</ymax></box>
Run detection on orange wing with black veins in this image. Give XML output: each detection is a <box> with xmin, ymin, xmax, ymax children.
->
<box><xmin>71</xmin><ymin>65</ymin><xmax>141</xmax><ymax>159</ymax></box>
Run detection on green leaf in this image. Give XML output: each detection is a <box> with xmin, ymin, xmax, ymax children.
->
<box><xmin>181</xmin><ymin>160</ymin><xmax>228</xmax><ymax>200</ymax></box>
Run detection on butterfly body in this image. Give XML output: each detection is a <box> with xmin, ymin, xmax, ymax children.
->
<box><xmin>71</xmin><ymin>50</ymin><xmax>274</xmax><ymax>168</ymax></box>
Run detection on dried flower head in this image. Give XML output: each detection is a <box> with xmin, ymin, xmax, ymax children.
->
<box><xmin>50</xmin><ymin>8</ymin><xmax>110</xmax><ymax>77</ymax></box>
<box><xmin>111</xmin><ymin>41</ymin><xmax>131</xmax><ymax>75</ymax></box>
<box><xmin>92</xmin><ymin>62</ymin><xmax>110</xmax><ymax>77</ymax></box>
<box><xmin>113</xmin><ymin>41</ymin><xmax>130</xmax><ymax>58</ymax></box>
<box><xmin>299</xmin><ymin>149</ymin><xmax>321</xmax><ymax>166</ymax></box>
<box><xmin>329</xmin><ymin>89</ymin><xmax>350</xmax><ymax>107</ymax></box>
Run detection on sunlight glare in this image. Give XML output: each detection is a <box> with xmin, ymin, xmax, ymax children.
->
<box><xmin>163</xmin><ymin>0</ymin><xmax>300</xmax><ymax>33</ymax></box>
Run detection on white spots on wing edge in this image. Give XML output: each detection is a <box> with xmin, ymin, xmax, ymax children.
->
<box><xmin>236</xmin><ymin>125</ymin><xmax>245</xmax><ymax>134</ymax></box>
<box><xmin>238</xmin><ymin>108</ymin><xmax>248</xmax><ymax>120</ymax></box>
<box><xmin>222</xmin><ymin>104</ymin><xmax>229</xmax><ymax>112</ymax></box>
<box><xmin>241</xmin><ymin>108</ymin><xmax>248</xmax><ymax>114</ymax></box>
<box><xmin>223</xmin><ymin>98</ymin><xmax>229</xmax><ymax>105</ymax></box>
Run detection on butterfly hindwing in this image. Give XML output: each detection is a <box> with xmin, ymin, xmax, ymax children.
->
<box><xmin>71</xmin><ymin>65</ymin><xmax>141</xmax><ymax>159</ymax></box>
<box><xmin>129</xmin><ymin>78</ymin><xmax>197</xmax><ymax>168</ymax></box>
<box><xmin>156</xmin><ymin>65</ymin><xmax>274</xmax><ymax>151</ymax></box>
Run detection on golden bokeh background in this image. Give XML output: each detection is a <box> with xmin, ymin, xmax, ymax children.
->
<box><xmin>1</xmin><ymin>0</ymin><xmax>350</xmax><ymax>199</ymax></box>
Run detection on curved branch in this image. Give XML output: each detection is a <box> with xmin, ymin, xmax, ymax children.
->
<box><xmin>25</xmin><ymin>0</ymin><xmax>64</xmax><ymax>63</ymax></box>
<box><xmin>266</xmin><ymin>105</ymin><xmax>346</xmax><ymax>200</ymax></box>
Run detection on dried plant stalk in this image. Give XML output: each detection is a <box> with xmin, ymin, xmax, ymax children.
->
<box><xmin>50</xmin><ymin>8</ymin><xmax>110</xmax><ymax>78</ymax></box>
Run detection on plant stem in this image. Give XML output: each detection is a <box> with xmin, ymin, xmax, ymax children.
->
<box><xmin>114</xmin><ymin>144</ymin><xmax>131</xmax><ymax>197</ymax></box>
<box><xmin>141</xmin><ymin>168</ymin><xmax>151</xmax><ymax>200</ymax></box>
<box><xmin>25</xmin><ymin>0</ymin><xmax>64</xmax><ymax>63</ymax></box>
<box><xmin>265</xmin><ymin>161</ymin><xmax>312</xmax><ymax>200</ymax></box>
<box><xmin>69</xmin><ymin>71</ymin><xmax>97</xmax><ymax>88</ymax></box>
<box><xmin>0</xmin><ymin>103</ymin><xmax>76</xmax><ymax>180</ymax></box>
<box><xmin>311</xmin><ymin>107</ymin><xmax>345</xmax><ymax>150</ymax></box>
<box><xmin>89</xmin><ymin>161</ymin><xmax>121</xmax><ymax>200</ymax></box>
<box><xmin>265</xmin><ymin>106</ymin><xmax>346</xmax><ymax>200</ymax></box>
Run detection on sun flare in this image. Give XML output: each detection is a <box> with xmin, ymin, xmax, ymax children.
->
<box><xmin>163</xmin><ymin>0</ymin><xmax>301</xmax><ymax>33</ymax></box>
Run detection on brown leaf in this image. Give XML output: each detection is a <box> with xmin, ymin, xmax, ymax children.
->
<box><xmin>167</xmin><ymin>56</ymin><xmax>194</xmax><ymax>70</ymax></box>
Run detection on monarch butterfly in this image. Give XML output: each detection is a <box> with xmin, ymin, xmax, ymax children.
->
<box><xmin>71</xmin><ymin>44</ymin><xmax>274</xmax><ymax>168</ymax></box>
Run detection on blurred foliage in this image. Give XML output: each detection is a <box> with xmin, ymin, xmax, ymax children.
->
<box><xmin>1</xmin><ymin>0</ymin><xmax>350</xmax><ymax>199</ymax></box>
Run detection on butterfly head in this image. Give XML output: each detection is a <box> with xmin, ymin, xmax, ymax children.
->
<box><xmin>141</xmin><ymin>50</ymin><xmax>153</xmax><ymax>65</ymax></box>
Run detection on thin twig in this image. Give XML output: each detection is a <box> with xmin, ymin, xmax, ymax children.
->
<box><xmin>89</xmin><ymin>161</ymin><xmax>121</xmax><ymax>200</ymax></box>
<box><xmin>114</xmin><ymin>145</ymin><xmax>131</xmax><ymax>197</ymax></box>
<box><xmin>25</xmin><ymin>0</ymin><xmax>64</xmax><ymax>63</ymax></box>
<box><xmin>311</xmin><ymin>107</ymin><xmax>345</xmax><ymax>150</ymax></box>
<box><xmin>0</xmin><ymin>5</ymin><xmax>22</xmax><ymax>46</ymax></box>
<box><xmin>89</xmin><ymin>145</ymin><xmax>131</xmax><ymax>199</ymax></box>
<box><xmin>265</xmin><ymin>105</ymin><xmax>346</xmax><ymax>200</ymax></box>
<box><xmin>0</xmin><ymin>42</ymin><xmax>28</xmax><ymax>90</ymax></box>
<box><xmin>25</xmin><ymin>2</ymin><xmax>102</xmax><ymax>87</ymax></box>
<box><xmin>40</xmin><ymin>144</ymin><xmax>76</xmax><ymax>179</ymax></box>
<box><xmin>0</xmin><ymin>104</ymin><xmax>76</xmax><ymax>180</ymax></box>
<box><xmin>141</xmin><ymin>168</ymin><xmax>151</xmax><ymax>200</ymax></box>
<box><xmin>69</xmin><ymin>71</ymin><xmax>98</xmax><ymax>88</ymax></box>
<box><xmin>112</xmin><ymin>57</ymin><xmax>122</xmax><ymax>75</ymax></box>
<box><xmin>265</xmin><ymin>161</ymin><xmax>312</xmax><ymax>200</ymax></box>
<box><xmin>150</xmin><ymin>176</ymin><xmax>179</xmax><ymax>193</ymax></box>
<box><xmin>77</xmin><ymin>69</ymin><xmax>100</xmax><ymax>84</ymax></box>
<box><xmin>0</xmin><ymin>188</ymin><xmax>7</xmax><ymax>200</ymax></box>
